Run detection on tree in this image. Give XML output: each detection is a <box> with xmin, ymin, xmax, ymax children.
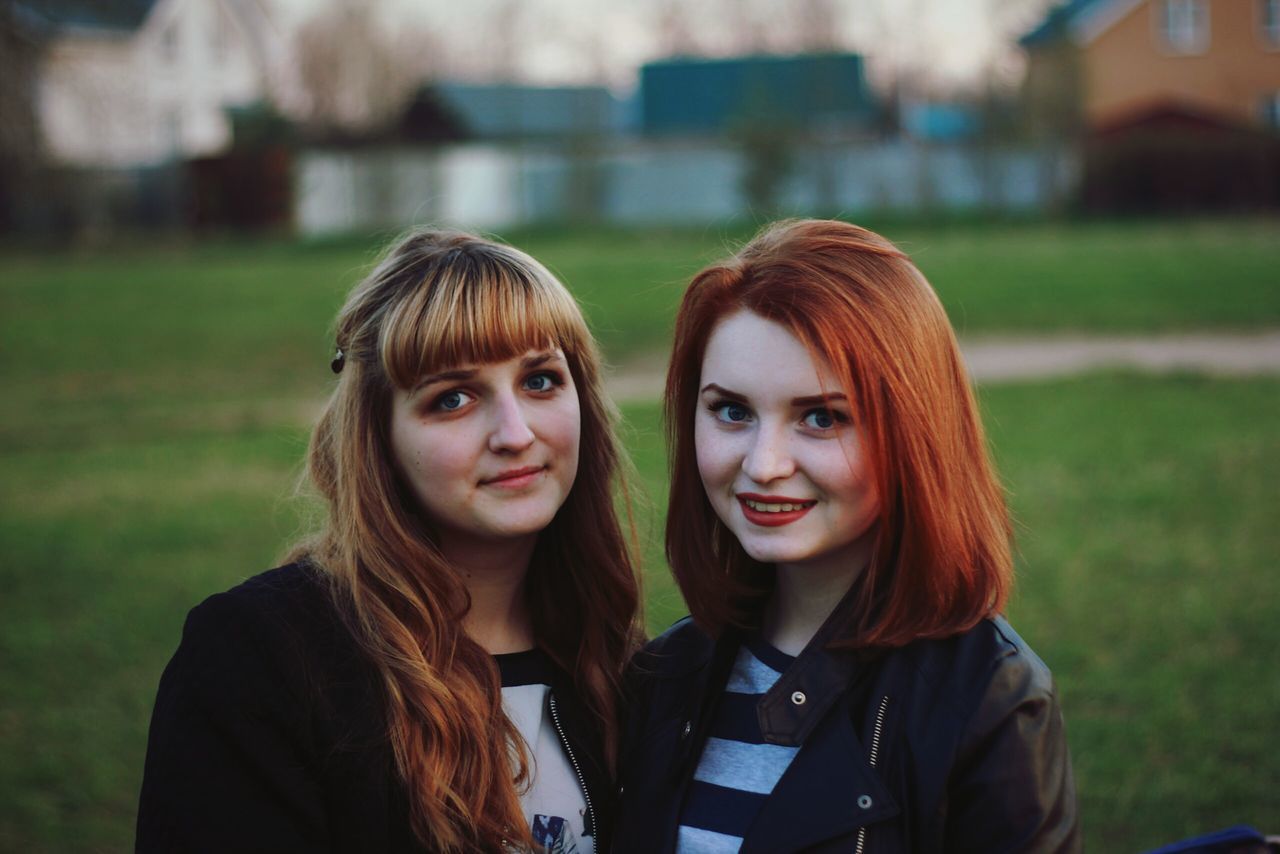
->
<box><xmin>293</xmin><ymin>2</ymin><xmax>435</xmax><ymax>139</ymax></box>
<box><xmin>0</xmin><ymin>0</ymin><xmax>49</xmax><ymax>231</ymax></box>
<box><xmin>651</xmin><ymin>0</ymin><xmax>704</xmax><ymax>56</ymax></box>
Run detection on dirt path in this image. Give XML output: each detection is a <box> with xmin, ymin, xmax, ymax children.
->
<box><xmin>605</xmin><ymin>330</ymin><xmax>1280</xmax><ymax>403</ymax></box>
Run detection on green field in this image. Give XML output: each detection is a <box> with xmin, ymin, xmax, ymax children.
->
<box><xmin>2</xmin><ymin>221</ymin><xmax>1279</xmax><ymax>851</ymax></box>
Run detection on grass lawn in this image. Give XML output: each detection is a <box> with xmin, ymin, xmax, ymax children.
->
<box><xmin>2</xmin><ymin>375</ymin><xmax>1276</xmax><ymax>853</ymax></box>
<box><xmin>2</xmin><ymin>222</ymin><xmax>1278</xmax><ymax>851</ymax></box>
<box><xmin>5</xmin><ymin>218</ymin><xmax>1276</xmax><ymax>457</ymax></box>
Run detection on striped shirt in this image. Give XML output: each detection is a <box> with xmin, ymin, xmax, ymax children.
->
<box><xmin>676</xmin><ymin>639</ymin><xmax>798</xmax><ymax>853</ymax></box>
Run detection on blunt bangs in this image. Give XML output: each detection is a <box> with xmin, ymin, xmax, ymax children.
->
<box><xmin>378</xmin><ymin>246</ymin><xmax>588</xmax><ymax>390</ymax></box>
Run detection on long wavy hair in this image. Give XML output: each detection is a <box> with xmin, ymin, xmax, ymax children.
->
<box><xmin>290</xmin><ymin>228</ymin><xmax>641</xmax><ymax>852</ymax></box>
<box><xmin>665</xmin><ymin>219</ymin><xmax>1011</xmax><ymax>648</ymax></box>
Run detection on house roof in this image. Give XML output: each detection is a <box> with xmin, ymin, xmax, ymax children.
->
<box><xmin>640</xmin><ymin>53</ymin><xmax>876</xmax><ymax>136</ymax></box>
<box><xmin>433</xmin><ymin>83</ymin><xmax>624</xmax><ymax>139</ymax></box>
<box><xmin>1020</xmin><ymin>0</ymin><xmax>1106</xmax><ymax>47</ymax></box>
<box><xmin>13</xmin><ymin>0</ymin><xmax>159</xmax><ymax>34</ymax></box>
<box><xmin>1022</xmin><ymin>0</ymin><xmax>1158</xmax><ymax>47</ymax></box>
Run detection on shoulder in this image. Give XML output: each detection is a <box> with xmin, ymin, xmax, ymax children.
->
<box><xmin>629</xmin><ymin>616</ymin><xmax>716</xmax><ymax>680</ymax></box>
<box><xmin>184</xmin><ymin>561</ymin><xmax>337</xmax><ymax>641</ymax></box>
<box><xmin>895</xmin><ymin>620</ymin><xmax>1079</xmax><ymax>846</ymax></box>
<box><xmin>167</xmin><ymin>562</ymin><xmax>356</xmax><ymax>704</ymax></box>
<box><xmin>896</xmin><ymin>616</ymin><xmax>1057</xmax><ymax>723</ymax></box>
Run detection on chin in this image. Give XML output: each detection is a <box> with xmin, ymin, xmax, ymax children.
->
<box><xmin>498</xmin><ymin>509</ymin><xmax>562</xmax><ymax>538</ymax></box>
<box><xmin>736</xmin><ymin>536</ymin><xmax>813</xmax><ymax>566</ymax></box>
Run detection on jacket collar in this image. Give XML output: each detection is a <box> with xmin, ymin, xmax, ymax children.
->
<box><xmin>755</xmin><ymin>582</ymin><xmax>876</xmax><ymax>747</ymax></box>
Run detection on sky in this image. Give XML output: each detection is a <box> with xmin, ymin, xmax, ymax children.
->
<box><xmin>266</xmin><ymin>0</ymin><xmax>1057</xmax><ymax>96</ymax></box>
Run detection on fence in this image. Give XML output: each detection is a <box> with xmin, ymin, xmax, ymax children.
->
<box><xmin>294</xmin><ymin>138</ymin><xmax>1077</xmax><ymax>236</ymax></box>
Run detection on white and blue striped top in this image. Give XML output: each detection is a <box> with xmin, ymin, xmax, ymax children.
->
<box><xmin>676</xmin><ymin>639</ymin><xmax>798</xmax><ymax>853</ymax></box>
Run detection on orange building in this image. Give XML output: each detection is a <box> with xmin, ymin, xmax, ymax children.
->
<box><xmin>1023</xmin><ymin>0</ymin><xmax>1280</xmax><ymax>130</ymax></box>
<box><xmin>1022</xmin><ymin>0</ymin><xmax>1280</xmax><ymax>210</ymax></box>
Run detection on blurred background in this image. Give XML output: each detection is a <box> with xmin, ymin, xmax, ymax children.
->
<box><xmin>1</xmin><ymin>0</ymin><xmax>1277</xmax><ymax>851</ymax></box>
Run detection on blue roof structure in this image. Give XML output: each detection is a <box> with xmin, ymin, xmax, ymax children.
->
<box><xmin>1019</xmin><ymin>0</ymin><xmax>1107</xmax><ymax>47</ymax></box>
<box><xmin>640</xmin><ymin>53</ymin><xmax>877</xmax><ymax>136</ymax></box>
<box><xmin>13</xmin><ymin>0</ymin><xmax>159</xmax><ymax>33</ymax></box>
<box><xmin>434</xmin><ymin>83</ymin><xmax>624</xmax><ymax>140</ymax></box>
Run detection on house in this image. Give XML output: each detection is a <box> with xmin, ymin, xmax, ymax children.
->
<box><xmin>1021</xmin><ymin>0</ymin><xmax>1280</xmax><ymax>131</ymax></box>
<box><xmin>639</xmin><ymin>54</ymin><xmax>878</xmax><ymax>137</ymax></box>
<box><xmin>1022</xmin><ymin>0</ymin><xmax>1280</xmax><ymax>209</ymax></box>
<box><xmin>16</xmin><ymin>0</ymin><xmax>283</xmax><ymax>168</ymax></box>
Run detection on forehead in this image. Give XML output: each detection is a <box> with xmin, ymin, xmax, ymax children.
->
<box><xmin>699</xmin><ymin>311</ymin><xmax>840</xmax><ymax>396</ymax></box>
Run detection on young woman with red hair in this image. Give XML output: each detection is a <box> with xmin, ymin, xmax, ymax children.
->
<box><xmin>137</xmin><ymin>229</ymin><xmax>641</xmax><ymax>852</ymax></box>
<box><xmin>616</xmin><ymin>219</ymin><xmax>1078</xmax><ymax>852</ymax></box>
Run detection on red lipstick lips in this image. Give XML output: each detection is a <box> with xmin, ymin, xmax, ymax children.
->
<box><xmin>482</xmin><ymin>465</ymin><xmax>545</xmax><ymax>488</ymax></box>
<box><xmin>736</xmin><ymin>493</ymin><xmax>816</xmax><ymax>527</ymax></box>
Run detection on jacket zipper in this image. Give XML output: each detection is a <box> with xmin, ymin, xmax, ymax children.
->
<box><xmin>854</xmin><ymin>694</ymin><xmax>890</xmax><ymax>854</ymax></box>
<box><xmin>548</xmin><ymin>692</ymin><xmax>596</xmax><ymax>846</ymax></box>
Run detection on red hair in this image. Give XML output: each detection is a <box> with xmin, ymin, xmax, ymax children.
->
<box><xmin>664</xmin><ymin>219</ymin><xmax>1011</xmax><ymax>648</ymax></box>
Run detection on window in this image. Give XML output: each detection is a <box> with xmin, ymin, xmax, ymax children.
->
<box><xmin>166</xmin><ymin>108</ymin><xmax>183</xmax><ymax>152</ymax></box>
<box><xmin>1261</xmin><ymin>0</ymin><xmax>1280</xmax><ymax>47</ymax></box>
<box><xmin>160</xmin><ymin>23</ymin><xmax>178</xmax><ymax>63</ymax></box>
<box><xmin>1260</xmin><ymin>92</ymin><xmax>1280</xmax><ymax>129</ymax></box>
<box><xmin>1158</xmin><ymin>0</ymin><xmax>1209</xmax><ymax>53</ymax></box>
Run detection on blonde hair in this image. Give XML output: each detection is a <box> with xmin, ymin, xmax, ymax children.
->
<box><xmin>292</xmin><ymin>228</ymin><xmax>641</xmax><ymax>852</ymax></box>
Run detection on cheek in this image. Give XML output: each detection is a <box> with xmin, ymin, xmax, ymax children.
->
<box><xmin>694</xmin><ymin>418</ymin><xmax>736</xmax><ymax>490</ymax></box>
<box><xmin>549</xmin><ymin>401</ymin><xmax>582</xmax><ymax>455</ymax></box>
<box><xmin>391</xmin><ymin>419</ymin><xmax>459</xmax><ymax>490</ymax></box>
<box><xmin>388</xmin><ymin>417</ymin><xmax>419</xmax><ymax>479</ymax></box>
<box><xmin>817</xmin><ymin>444</ymin><xmax>878</xmax><ymax>515</ymax></box>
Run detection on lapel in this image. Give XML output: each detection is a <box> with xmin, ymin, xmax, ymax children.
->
<box><xmin>667</xmin><ymin>627</ymin><xmax>742</xmax><ymax>782</ymax></box>
<box><xmin>740</xmin><ymin>695</ymin><xmax>899</xmax><ymax>854</ymax></box>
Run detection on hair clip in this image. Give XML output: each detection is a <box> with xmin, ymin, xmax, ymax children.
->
<box><xmin>331</xmin><ymin>348</ymin><xmax>345</xmax><ymax>374</ymax></box>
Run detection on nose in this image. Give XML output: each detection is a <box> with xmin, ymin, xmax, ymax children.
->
<box><xmin>487</xmin><ymin>392</ymin><xmax>535</xmax><ymax>454</ymax></box>
<box><xmin>741</xmin><ymin>422</ymin><xmax>795</xmax><ymax>484</ymax></box>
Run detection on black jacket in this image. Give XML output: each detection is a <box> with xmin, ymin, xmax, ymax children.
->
<box><xmin>615</xmin><ymin>614</ymin><xmax>1079</xmax><ymax>853</ymax></box>
<box><xmin>136</xmin><ymin>563</ymin><xmax>615</xmax><ymax>853</ymax></box>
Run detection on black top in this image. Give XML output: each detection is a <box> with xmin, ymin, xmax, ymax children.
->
<box><xmin>135</xmin><ymin>562</ymin><xmax>613</xmax><ymax>853</ymax></box>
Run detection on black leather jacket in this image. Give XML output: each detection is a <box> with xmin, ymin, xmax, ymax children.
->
<box><xmin>137</xmin><ymin>563</ymin><xmax>615</xmax><ymax>853</ymax></box>
<box><xmin>615</xmin><ymin>613</ymin><xmax>1079</xmax><ymax>853</ymax></box>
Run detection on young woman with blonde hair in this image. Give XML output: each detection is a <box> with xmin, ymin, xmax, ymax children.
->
<box><xmin>617</xmin><ymin>219</ymin><xmax>1078</xmax><ymax>852</ymax></box>
<box><xmin>137</xmin><ymin>229</ymin><xmax>641</xmax><ymax>853</ymax></box>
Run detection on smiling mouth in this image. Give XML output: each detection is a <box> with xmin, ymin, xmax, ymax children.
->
<box><xmin>482</xmin><ymin>466</ymin><xmax>546</xmax><ymax>486</ymax></box>
<box><xmin>736</xmin><ymin>494</ymin><xmax>817</xmax><ymax>527</ymax></box>
<box><xmin>740</xmin><ymin>497</ymin><xmax>817</xmax><ymax>513</ymax></box>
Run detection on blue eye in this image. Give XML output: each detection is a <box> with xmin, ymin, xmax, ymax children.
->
<box><xmin>523</xmin><ymin>371</ymin><xmax>560</xmax><ymax>393</ymax></box>
<box><xmin>802</xmin><ymin>408</ymin><xmax>847</xmax><ymax>430</ymax></box>
<box><xmin>431</xmin><ymin>390</ymin><xmax>473</xmax><ymax>412</ymax></box>
<box><xmin>713</xmin><ymin>402</ymin><xmax>751</xmax><ymax>423</ymax></box>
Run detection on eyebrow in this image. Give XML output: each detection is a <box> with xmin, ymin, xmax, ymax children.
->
<box><xmin>412</xmin><ymin>368</ymin><xmax>476</xmax><ymax>394</ymax></box>
<box><xmin>413</xmin><ymin>350</ymin><xmax>563</xmax><ymax>392</ymax></box>
<box><xmin>790</xmin><ymin>392</ymin><xmax>848</xmax><ymax>407</ymax></box>
<box><xmin>700</xmin><ymin>383</ymin><xmax>746</xmax><ymax>401</ymax></box>
<box><xmin>521</xmin><ymin>350</ymin><xmax>562</xmax><ymax>370</ymax></box>
<box><xmin>700</xmin><ymin>383</ymin><xmax>847</xmax><ymax>407</ymax></box>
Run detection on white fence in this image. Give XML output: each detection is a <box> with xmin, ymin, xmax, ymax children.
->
<box><xmin>294</xmin><ymin>139</ymin><xmax>1076</xmax><ymax>236</ymax></box>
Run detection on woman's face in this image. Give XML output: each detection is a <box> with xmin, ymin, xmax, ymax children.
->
<box><xmin>389</xmin><ymin>348</ymin><xmax>581</xmax><ymax>558</ymax></box>
<box><xmin>695</xmin><ymin>310</ymin><xmax>879</xmax><ymax>576</ymax></box>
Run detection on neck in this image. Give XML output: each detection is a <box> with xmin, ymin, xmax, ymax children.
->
<box><xmin>441</xmin><ymin>534</ymin><xmax>537</xmax><ymax>655</ymax></box>
<box><xmin>763</xmin><ymin>534</ymin><xmax>875</xmax><ymax>656</ymax></box>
